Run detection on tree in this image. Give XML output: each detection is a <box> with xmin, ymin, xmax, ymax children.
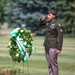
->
<box><xmin>0</xmin><ymin>0</ymin><xmax>9</xmax><ymax>24</ymax></box>
<box><xmin>68</xmin><ymin>0</ymin><xmax>75</xmax><ymax>36</ymax></box>
<box><xmin>4</xmin><ymin>0</ymin><xmax>57</xmax><ymax>32</ymax></box>
<box><xmin>56</xmin><ymin>0</ymin><xmax>75</xmax><ymax>37</ymax></box>
<box><xmin>0</xmin><ymin>0</ymin><xmax>9</xmax><ymax>34</ymax></box>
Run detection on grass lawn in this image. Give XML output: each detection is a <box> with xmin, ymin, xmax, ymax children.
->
<box><xmin>0</xmin><ymin>34</ymin><xmax>75</xmax><ymax>75</ymax></box>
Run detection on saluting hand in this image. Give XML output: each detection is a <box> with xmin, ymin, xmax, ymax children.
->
<box><xmin>42</xmin><ymin>15</ymin><xmax>48</xmax><ymax>20</ymax></box>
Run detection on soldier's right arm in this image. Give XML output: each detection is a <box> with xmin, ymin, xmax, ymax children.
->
<box><xmin>38</xmin><ymin>19</ymin><xmax>45</xmax><ymax>27</ymax></box>
<box><xmin>38</xmin><ymin>15</ymin><xmax>48</xmax><ymax>27</ymax></box>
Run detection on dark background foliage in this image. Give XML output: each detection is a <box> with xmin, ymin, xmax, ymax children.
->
<box><xmin>0</xmin><ymin>0</ymin><xmax>75</xmax><ymax>36</ymax></box>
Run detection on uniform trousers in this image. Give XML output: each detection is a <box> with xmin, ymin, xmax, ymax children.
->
<box><xmin>45</xmin><ymin>48</ymin><xmax>58</xmax><ymax>75</ymax></box>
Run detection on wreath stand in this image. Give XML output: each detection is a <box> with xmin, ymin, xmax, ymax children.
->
<box><xmin>11</xmin><ymin>61</ymin><xmax>30</xmax><ymax>75</ymax></box>
<box><xmin>7</xmin><ymin>27</ymin><xmax>36</xmax><ymax>75</ymax></box>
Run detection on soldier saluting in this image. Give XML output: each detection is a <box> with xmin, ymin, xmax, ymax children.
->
<box><xmin>38</xmin><ymin>9</ymin><xmax>63</xmax><ymax>75</ymax></box>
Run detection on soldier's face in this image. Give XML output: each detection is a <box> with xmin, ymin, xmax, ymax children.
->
<box><xmin>47</xmin><ymin>14</ymin><xmax>55</xmax><ymax>21</ymax></box>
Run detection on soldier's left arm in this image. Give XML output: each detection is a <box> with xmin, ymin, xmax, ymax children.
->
<box><xmin>56</xmin><ymin>23</ymin><xmax>63</xmax><ymax>51</ymax></box>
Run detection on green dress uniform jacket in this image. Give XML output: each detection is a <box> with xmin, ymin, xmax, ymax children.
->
<box><xmin>38</xmin><ymin>19</ymin><xmax>63</xmax><ymax>51</ymax></box>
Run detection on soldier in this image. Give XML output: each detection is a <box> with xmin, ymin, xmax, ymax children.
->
<box><xmin>38</xmin><ymin>9</ymin><xmax>63</xmax><ymax>75</ymax></box>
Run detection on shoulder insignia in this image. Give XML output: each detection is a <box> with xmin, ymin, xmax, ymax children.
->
<box><xmin>50</xmin><ymin>24</ymin><xmax>55</xmax><ymax>29</ymax></box>
<box><xmin>60</xmin><ymin>29</ymin><xmax>63</xmax><ymax>32</ymax></box>
<box><xmin>58</xmin><ymin>23</ymin><xmax>61</xmax><ymax>26</ymax></box>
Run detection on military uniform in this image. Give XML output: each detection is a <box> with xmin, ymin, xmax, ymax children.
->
<box><xmin>38</xmin><ymin>18</ymin><xmax>63</xmax><ymax>75</ymax></box>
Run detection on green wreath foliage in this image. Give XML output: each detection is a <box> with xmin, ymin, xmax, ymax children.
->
<box><xmin>8</xmin><ymin>28</ymin><xmax>34</xmax><ymax>62</ymax></box>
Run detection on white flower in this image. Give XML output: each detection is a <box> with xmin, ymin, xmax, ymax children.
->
<box><xmin>16</xmin><ymin>53</ymin><xmax>19</xmax><ymax>57</ymax></box>
<box><xmin>32</xmin><ymin>46</ymin><xmax>34</xmax><ymax>50</ymax></box>
<box><xmin>8</xmin><ymin>43</ymin><xmax>11</xmax><ymax>46</ymax></box>
<box><xmin>20</xmin><ymin>30</ymin><xmax>24</xmax><ymax>32</ymax></box>
<box><xmin>24</xmin><ymin>42</ymin><xmax>27</xmax><ymax>45</ymax></box>
<box><xmin>16</xmin><ymin>27</ymin><xmax>20</xmax><ymax>30</ymax></box>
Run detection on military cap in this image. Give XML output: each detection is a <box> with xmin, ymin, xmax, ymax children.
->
<box><xmin>48</xmin><ymin>9</ymin><xmax>57</xmax><ymax>15</ymax></box>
